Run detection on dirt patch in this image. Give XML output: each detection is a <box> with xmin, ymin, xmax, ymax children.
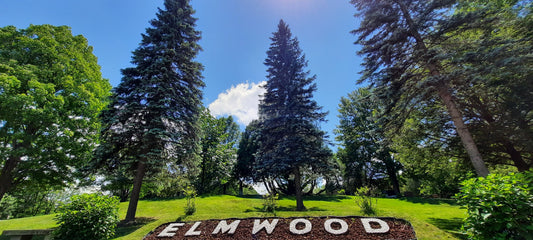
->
<box><xmin>144</xmin><ymin>216</ymin><xmax>416</xmax><ymax>239</ymax></box>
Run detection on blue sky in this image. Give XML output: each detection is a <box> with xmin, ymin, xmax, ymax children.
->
<box><xmin>1</xmin><ymin>0</ymin><xmax>363</xmax><ymax>146</ymax></box>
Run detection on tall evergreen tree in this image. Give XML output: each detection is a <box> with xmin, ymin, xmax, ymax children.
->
<box><xmin>94</xmin><ymin>0</ymin><xmax>204</xmax><ymax>222</ymax></box>
<box><xmin>351</xmin><ymin>0</ymin><xmax>490</xmax><ymax>176</ymax></box>
<box><xmin>256</xmin><ymin>20</ymin><xmax>332</xmax><ymax>211</ymax></box>
<box><xmin>449</xmin><ymin>0</ymin><xmax>533</xmax><ymax>171</ymax></box>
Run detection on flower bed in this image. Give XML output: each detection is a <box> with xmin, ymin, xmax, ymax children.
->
<box><xmin>144</xmin><ymin>216</ymin><xmax>416</xmax><ymax>239</ymax></box>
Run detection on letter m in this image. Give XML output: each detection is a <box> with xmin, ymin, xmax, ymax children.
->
<box><xmin>212</xmin><ymin>220</ymin><xmax>241</xmax><ymax>235</ymax></box>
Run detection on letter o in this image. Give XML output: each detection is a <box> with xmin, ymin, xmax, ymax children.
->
<box><xmin>289</xmin><ymin>219</ymin><xmax>312</xmax><ymax>235</ymax></box>
<box><xmin>324</xmin><ymin>218</ymin><xmax>348</xmax><ymax>235</ymax></box>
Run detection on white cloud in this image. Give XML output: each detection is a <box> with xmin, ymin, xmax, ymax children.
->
<box><xmin>208</xmin><ymin>81</ymin><xmax>266</xmax><ymax>126</ymax></box>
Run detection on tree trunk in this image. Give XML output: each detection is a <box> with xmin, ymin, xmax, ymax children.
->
<box><xmin>304</xmin><ymin>180</ymin><xmax>316</xmax><ymax>196</ymax></box>
<box><xmin>0</xmin><ymin>139</ymin><xmax>29</xmax><ymax>203</ymax></box>
<box><xmin>502</xmin><ymin>140</ymin><xmax>531</xmax><ymax>172</ymax></box>
<box><xmin>385</xmin><ymin>162</ymin><xmax>401</xmax><ymax>196</ymax></box>
<box><xmin>125</xmin><ymin>161</ymin><xmax>147</xmax><ymax>222</ymax></box>
<box><xmin>263</xmin><ymin>178</ymin><xmax>274</xmax><ymax>195</ymax></box>
<box><xmin>0</xmin><ymin>155</ymin><xmax>18</xmax><ymax>203</ymax></box>
<box><xmin>471</xmin><ymin>96</ymin><xmax>530</xmax><ymax>172</ymax></box>
<box><xmin>293</xmin><ymin>167</ymin><xmax>306</xmax><ymax>211</ymax></box>
<box><xmin>437</xmin><ymin>87</ymin><xmax>490</xmax><ymax>177</ymax></box>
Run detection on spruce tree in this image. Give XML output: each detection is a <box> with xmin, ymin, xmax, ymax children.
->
<box><xmin>256</xmin><ymin>20</ymin><xmax>332</xmax><ymax>211</ymax></box>
<box><xmin>95</xmin><ymin>0</ymin><xmax>204</xmax><ymax>222</ymax></box>
<box><xmin>351</xmin><ymin>0</ymin><xmax>490</xmax><ymax>176</ymax></box>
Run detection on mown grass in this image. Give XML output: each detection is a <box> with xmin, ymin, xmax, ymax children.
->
<box><xmin>0</xmin><ymin>195</ymin><xmax>467</xmax><ymax>240</ymax></box>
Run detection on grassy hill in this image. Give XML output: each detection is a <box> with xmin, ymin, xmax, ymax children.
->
<box><xmin>0</xmin><ymin>195</ymin><xmax>466</xmax><ymax>240</ymax></box>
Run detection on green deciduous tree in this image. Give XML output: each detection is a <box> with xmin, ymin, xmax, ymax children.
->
<box><xmin>0</xmin><ymin>25</ymin><xmax>111</xmax><ymax>203</ymax></box>
<box><xmin>235</xmin><ymin>119</ymin><xmax>261</xmax><ymax>195</ymax></box>
<box><xmin>196</xmin><ymin>109</ymin><xmax>240</xmax><ymax>195</ymax></box>
<box><xmin>94</xmin><ymin>0</ymin><xmax>204</xmax><ymax>222</ymax></box>
<box><xmin>256</xmin><ymin>20</ymin><xmax>333</xmax><ymax>211</ymax></box>
<box><xmin>391</xmin><ymin>102</ymin><xmax>475</xmax><ymax>197</ymax></box>
<box><xmin>335</xmin><ymin>87</ymin><xmax>401</xmax><ymax>196</ymax></box>
<box><xmin>351</xmin><ymin>0</ymin><xmax>490</xmax><ymax>176</ymax></box>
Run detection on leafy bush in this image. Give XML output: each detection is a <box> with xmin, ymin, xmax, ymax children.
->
<box><xmin>262</xmin><ymin>193</ymin><xmax>278</xmax><ymax>213</ymax></box>
<box><xmin>0</xmin><ymin>185</ymin><xmax>70</xmax><ymax>219</ymax></box>
<box><xmin>0</xmin><ymin>194</ymin><xmax>16</xmax><ymax>219</ymax></box>
<box><xmin>455</xmin><ymin>171</ymin><xmax>533</xmax><ymax>240</ymax></box>
<box><xmin>53</xmin><ymin>193</ymin><xmax>119</xmax><ymax>240</ymax></box>
<box><xmin>354</xmin><ymin>186</ymin><xmax>377</xmax><ymax>215</ymax></box>
<box><xmin>184</xmin><ymin>186</ymin><xmax>197</xmax><ymax>216</ymax></box>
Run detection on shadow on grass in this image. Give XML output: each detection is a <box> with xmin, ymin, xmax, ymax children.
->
<box><xmin>277</xmin><ymin>206</ymin><xmax>327</xmax><ymax>212</ymax></box>
<box><xmin>278</xmin><ymin>195</ymin><xmax>350</xmax><ymax>202</ymax></box>
<box><xmin>234</xmin><ymin>195</ymin><xmax>263</xmax><ymax>200</ymax></box>
<box><xmin>399</xmin><ymin>197</ymin><xmax>459</xmax><ymax>205</ymax></box>
<box><xmin>428</xmin><ymin>217</ymin><xmax>467</xmax><ymax>240</ymax></box>
<box><xmin>115</xmin><ymin>217</ymin><xmax>156</xmax><ymax>238</ymax></box>
<box><xmin>244</xmin><ymin>206</ymin><xmax>327</xmax><ymax>213</ymax></box>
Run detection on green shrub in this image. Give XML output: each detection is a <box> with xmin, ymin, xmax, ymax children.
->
<box><xmin>0</xmin><ymin>194</ymin><xmax>16</xmax><ymax>219</ymax></box>
<box><xmin>337</xmin><ymin>189</ymin><xmax>346</xmax><ymax>195</ymax></box>
<box><xmin>183</xmin><ymin>186</ymin><xmax>197</xmax><ymax>216</ymax></box>
<box><xmin>456</xmin><ymin>171</ymin><xmax>533</xmax><ymax>240</ymax></box>
<box><xmin>262</xmin><ymin>193</ymin><xmax>278</xmax><ymax>213</ymax></box>
<box><xmin>354</xmin><ymin>186</ymin><xmax>377</xmax><ymax>215</ymax></box>
<box><xmin>53</xmin><ymin>193</ymin><xmax>120</xmax><ymax>240</ymax></box>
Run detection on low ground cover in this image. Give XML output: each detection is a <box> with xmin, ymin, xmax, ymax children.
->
<box><xmin>0</xmin><ymin>195</ymin><xmax>466</xmax><ymax>240</ymax></box>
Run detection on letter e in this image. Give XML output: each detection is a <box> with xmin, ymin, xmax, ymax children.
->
<box><xmin>157</xmin><ymin>223</ymin><xmax>185</xmax><ymax>237</ymax></box>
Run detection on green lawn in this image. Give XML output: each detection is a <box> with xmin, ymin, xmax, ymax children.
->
<box><xmin>0</xmin><ymin>195</ymin><xmax>467</xmax><ymax>240</ymax></box>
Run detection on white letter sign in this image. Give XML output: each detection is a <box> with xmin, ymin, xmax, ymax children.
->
<box><xmin>361</xmin><ymin>218</ymin><xmax>390</xmax><ymax>233</ymax></box>
<box><xmin>252</xmin><ymin>219</ymin><xmax>279</xmax><ymax>235</ymax></box>
<box><xmin>185</xmin><ymin>221</ymin><xmax>202</xmax><ymax>236</ymax></box>
<box><xmin>289</xmin><ymin>218</ymin><xmax>312</xmax><ymax>235</ymax></box>
<box><xmin>324</xmin><ymin>218</ymin><xmax>349</xmax><ymax>235</ymax></box>
<box><xmin>147</xmin><ymin>216</ymin><xmax>415</xmax><ymax>239</ymax></box>
<box><xmin>212</xmin><ymin>220</ymin><xmax>241</xmax><ymax>235</ymax></box>
<box><xmin>157</xmin><ymin>223</ymin><xmax>184</xmax><ymax>237</ymax></box>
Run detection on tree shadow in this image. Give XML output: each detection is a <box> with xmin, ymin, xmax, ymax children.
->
<box><xmin>235</xmin><ymin>195</ymin><xmax>263</xmax><ymax>199</ymax></box>
<box><xmin>244</xmin><ymin>206</ymin><xmax>327</xmax><ymax>213</ymax></box>
<box><xmin>428</xmin><ymin>217</ymin><xmax>467</xmax><ymax>240</ymax></box>
<box><xmin>399</xmin><ymin>197</ymin><xmax>460</xmax><ymax>205</ymax></box>
<box><xmin>278</xmin><ymin>195</ymin><xmax>350</xmax><ymax>202</ymax></box>
<box><xmin>244</xmin><ymin>207</ymin><xmax>263</xmax><ymax>213</ymax></box>
<box><xmin>115</xmin><ymin>217</ymin><xmax>156</xmax><ymax>238</ymax></box>
<box><xmin>277</xmin><ymin>206</ymin><xmax>327</xmax><ymax>212</ymax></box>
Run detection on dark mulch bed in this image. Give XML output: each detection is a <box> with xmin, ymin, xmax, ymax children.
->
<box><xmin>144</xmin><ymin>216</ymin><xmax>416</xmax><ymax>240</ymax></box>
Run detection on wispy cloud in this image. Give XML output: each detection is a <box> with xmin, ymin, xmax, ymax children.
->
<box><xmin>208</xmin><ymin>81</ymin><xmax>266</xmax><ymax>126</ymax></box>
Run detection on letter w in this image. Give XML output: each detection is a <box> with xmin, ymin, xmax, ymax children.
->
<box><xmin>212</xmin><ymin>220</ymin><xmax>241</xmax><ymax>235</ymax></box>
<box><xmin>252</xmin><ymin>219</ymin><xmax>279</xmax><ymax>235</ymax></box>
